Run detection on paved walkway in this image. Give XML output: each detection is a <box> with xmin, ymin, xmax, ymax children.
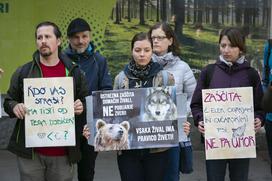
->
<box><xmin>0</xmin><ymin>149</ymin><xmax>271</xmax><ymax>181</ymax></box>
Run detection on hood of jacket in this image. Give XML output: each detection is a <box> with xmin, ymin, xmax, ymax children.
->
<box><xmin>215</xmin><ymin>56</ymin><xmax>251</xmax><ymax>74</ymax></box>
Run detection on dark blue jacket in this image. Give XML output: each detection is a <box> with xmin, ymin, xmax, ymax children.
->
<box><xmin>64</xmin><ymin>43</ymin><xmax>113</xmax><ymax>95</ymax></box>
<box><xmin>190</xmin><ymin>58</ymin><xmax>264</xmax><ymax>126</ymax></box>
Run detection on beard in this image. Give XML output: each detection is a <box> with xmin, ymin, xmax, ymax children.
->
<box><xmin>40</xmin><ymin>51</ymin><xmax>52</xmax><ymax>57</ymax></box>
<box><xmin>39</xmin><ymin>47</ymin><xmax>52</xmax><ymax>57</ymax></box>
<box><xmin>74</xmin><ymin>47</ymin><xmax>86</xmax><ymax>54</ymax></box>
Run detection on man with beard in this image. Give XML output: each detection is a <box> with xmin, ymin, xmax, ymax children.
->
<box><xmin>4</xmin><ymin>21</ymin><xmax>88</xmax><ymax>181</ymax></box>
<box><xmin>64</xmin><ymin>18</ymin><xmax>112</xmax><ymax>181</ymax></box>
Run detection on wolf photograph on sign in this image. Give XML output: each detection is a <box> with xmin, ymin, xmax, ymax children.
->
<box><xmin>144</xmin><ymin>87</ymin><xmax>177</xmax><ymax>122</ymax></box>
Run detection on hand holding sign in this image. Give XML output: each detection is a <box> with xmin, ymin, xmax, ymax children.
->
<box><xmin>13</xmin><ymin>103</ymin><xmax>27</xmax><ymax>120</ymax></box>
<box><xmin>183</xmin><ymin>121</ymin><xmax>191</xmax><ymax>136</ymax></box>
<box><xmin>74</xmin><ymin>99</ymin><xmax>83</xmax><ymax>115</ymax></box>
<box><xmin>83</xmin><ymin>124</ymin><xmax>90</xmax><ymax>139</ymax></box>
<box><xmin>254</xmin><ymin>118</ymin><xmax>262</xmax><ymax>132</ymax></box>
<box><xmin>198</xmin><ymin>121</ymin><xmax>205</xmax><ymax>134</ymax></box>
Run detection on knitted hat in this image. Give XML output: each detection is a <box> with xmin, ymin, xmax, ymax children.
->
<box><xmin>67</xmin><ymin>18</ymin><xmax>91</xmax><ymax>37</ymax></box>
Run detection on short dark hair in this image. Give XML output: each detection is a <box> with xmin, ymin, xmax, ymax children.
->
<box><xmin>131</xmin><ymin>32</ymin><xmax>152</xmax><ymax>50</ymax></box>
<box><xmin>148</xmin><ymin>22</ymin><xmax>180</xmax><ymax>56</ymax></box>
<box><xmin>35</xmin><ymin>21</ymin><xmax>62</xmax><ymax>39</ymax></box>
<box><xmin>219</xmin><ymin>27</ymin><xmax>246</xmax><ymax>53</ymax></box>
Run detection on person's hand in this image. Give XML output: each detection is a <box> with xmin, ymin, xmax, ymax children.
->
<box><xmin>254</xmin><ymin>118</ymin><xmax>262</xmax><ymax>133</ymax></box>
<box><xmin>183</xmin><ymin>121</ymin><xmax>191</xmax><ymax>136</ymax></box>
<box><xmin>198</xmin><ymin>121</ymin><xmax>205</xmax><ymax>134</ymax></box>
<box><xmin>13</xmin><ymin>103</ymin><xmax>26</xmax><ymax>119</ymax></box>
<box><xmin>74</xmin><ymin>99</ymin><xmax>83</xmax><ymax>115</ymax></box>
<box><xmin>82</xmin><ymin>124</ymin><xmax>90</xmax><ymax>139</ymax></box>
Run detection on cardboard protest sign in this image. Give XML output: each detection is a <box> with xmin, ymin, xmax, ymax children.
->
<box><xmin>87</xmin><ymin>86</ymin><xmax>186</xmax><ymax>151</ymax></box>
<box><xmin>202</xmin><ymin>87</ymin><xmax>256</xmax><ymax>160</ymax></box>
<box><xmin>24</xmin><ymin>77</ymin><xmax>75</xmax><ymax>147</ymax></box>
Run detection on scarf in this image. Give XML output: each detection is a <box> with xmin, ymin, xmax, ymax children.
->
<box><xmin>152</xmin><ymin>52</ymin><xmax>180</xmax><ymax>66</ymax></box>
<box><xmin>128</xmin><ymin>60</ymin><xmax>154</xmax><ymax>80</ymax></box>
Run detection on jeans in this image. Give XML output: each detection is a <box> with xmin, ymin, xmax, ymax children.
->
<box><xmin>265</xmin><ymin>120</ymin><xmax>272</xmax><ymax>174</ymax></box>
<box><xmin>77</xmin><ymin>137</ymin><xmax>98</xmax><ymax>181</ymax></box>
<box><xmin>163</xmin><ymin>146</ymin><xmax>180</xmax><ymax>181</ymax></box>
<box><xmin>117</xmin><ymin>149</ymin><xmax>168</xmax><ymax>181</ymax></box>
<box><xmin>206</xmin><ymin>158</ymin><xmax>249</xmax><ymax>181</ymax></box>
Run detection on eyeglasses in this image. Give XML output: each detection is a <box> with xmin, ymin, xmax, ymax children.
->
<box><xmin>151</xmin><ymin>36</ymin><xmax>167</xmax><ymax>41</ymax></box>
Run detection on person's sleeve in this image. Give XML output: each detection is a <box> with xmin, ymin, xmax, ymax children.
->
<box><xmin>182</xmin><ymin>63</ymin><xmax>197</xmax><ymax>115</ymax></box>
<box><xmin>99</xmin><ymin>56</ymin><xmax>113</xmax><ymax>90</ymax></box>
<box><xmin>253</xmin><ymin>71</ymin><xmax>265</xmax><ymax>125</ymax></box>
<box><xmin>4</xmin><ymin>67</ymin><xmax>22</xmax><ymax>118</ymax></box>
<box><xmin>190</xmin><ymin>67</ymin><xmax>207</xmax><ymax>127</ymax></box>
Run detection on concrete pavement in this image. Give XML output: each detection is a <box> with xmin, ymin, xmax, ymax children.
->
<box><xmin>0</xmin><ymin>149</ymin><xmax>271</xmax><ymax>181</ymax></box>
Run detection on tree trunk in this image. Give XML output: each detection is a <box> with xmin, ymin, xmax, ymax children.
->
<box><xmin>211</xmin><ymin>0</ymin><xmax>219</xmax><ymax>25</ymax></box>
<box><xmin>173</xmin><ymin>0</ymin><xmax>185</xmax><ymax>40</ymax></box>
<box><xmin>121</xmin><ymin>0</ymin><xmax>125</xmax><ymax>18</ymax></box>
<box><xmin>193</xmin><ymin>0</ymin><xmax>197</xmax><ymax>23</ymax></box>
<box><xmin>205</xmin><ymin>0</ymin><xmax>210</xmax><ymax>24</ymax></box>
<box><xmin>263</xmin><ymin>0</ymin><xmax>268</xmax><ymax>26</ymax></box>
<box><xmin>115</xmin><ymin>0</ymin><xmax>120</xmax><ymax>24</ymax></box>
<box><xmin>139</xmin><ymin>0</ymin><xmax>145</xmax><ymax>25</ymax></box>
<box><xmin>157</xmin><ymin>0</ymin><xmax>160</xmax><ymax>21</ymax></box>
<box><xmin>187</xmin><ymin>0</ymin><xmax>192</xmax><ymax>23</ymax></box>
<box><xmin>221</xmin><ymin>1</ymin><xmax>225</xmax><ymax>25</ymax></box>
<box><xmin>161</xmin><ymin>0</ymin><xmax>167</xmax><ymax>21</ymax></box>
<box><xmin>128</xmin><ymin>0</ymin><xmax>131</xmax><ymax>22</ymax></box>
<box><xmin>235</xmin><ymin>0</ymin><xmax>243</xmax><ymax>25</ymax></box>
<box><xmin>197</xmin><ymin>0</ymin><xmax>203</xmax><ymax>24</ymax></box>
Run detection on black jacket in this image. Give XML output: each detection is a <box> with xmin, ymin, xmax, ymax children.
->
<box><xmin>4</xmin><ymin>51</ymin><xmax>89</xmax><ymax>163</ymax></box>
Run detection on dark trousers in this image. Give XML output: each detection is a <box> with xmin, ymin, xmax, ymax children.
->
<box><xmin>77</xmin><ymin>137</ymin><xmax>98</xmax><ymax>181</ymax></box>
<box><xmin>163</xmin><ymin>146</ymin><xmax>180</xmax><ymax>181</ymax></box>
<box><xmin>206</xmin><ymin>158</ymin><xmax>249</xmax><ymax>181</ymax></box>
<box><xmin>117</xmin><ymin>149</ymin><xmax>168</xmax><ymax>181</ymax></box>
<box><xmin>265</xmin><ymin>120</ymin><xmax>272</xmax><ymax>174</ymax></box>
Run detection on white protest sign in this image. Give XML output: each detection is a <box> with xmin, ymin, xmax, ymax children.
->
<box><xmin>24</xmin><ymin>77</ymin><xmax>75</xmax><ymax>147</ymax></box>
<box><xmin>202</xmin><ymin>87</ymin><xmax>256</xmax><ymax>160</ymax></box>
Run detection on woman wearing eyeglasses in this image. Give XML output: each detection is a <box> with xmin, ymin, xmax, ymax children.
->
<box><xmin>149</xmin><ymin>22</ymin><xmax>196</xmax><ymax>181</ymax></box>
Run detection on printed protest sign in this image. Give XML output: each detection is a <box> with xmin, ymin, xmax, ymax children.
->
<box><xmin>202</xmin><ymin>87</ymin><xmax>256</xmax><ymax>160</ymax></box>
<box><xmin>87</xmin><ymin>87</ymin><xmax>185</xmax><ymax>151</ymax></box>
<box><xmin>24</xmin><ymin>77</ymin><xmax>75</xmax><ymax>147</ymax></box>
